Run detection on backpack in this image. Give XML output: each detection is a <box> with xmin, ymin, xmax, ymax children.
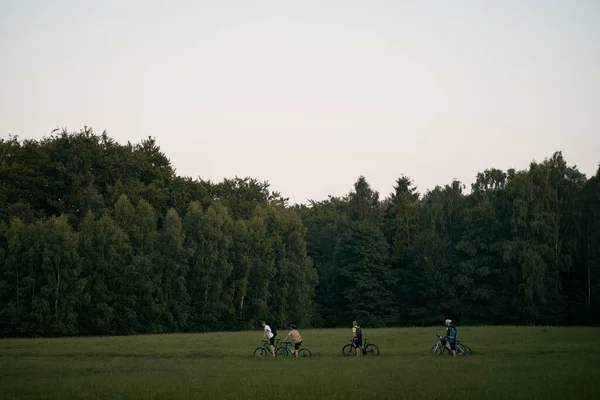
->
<box><xmin>356</xmin><ymin>326</ymin><xmax>362</xmax><ymax>340</ymax></box>
<box><xmin>271</xmin><ymin>326</ymin><xmax>277</xmax><ymax>337</ymax></box>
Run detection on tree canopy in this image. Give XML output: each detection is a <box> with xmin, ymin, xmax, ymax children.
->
<box><xmin>0</xmin><ymin>128</ymin><xmax>598</xmax><ymax>336</ymax></box>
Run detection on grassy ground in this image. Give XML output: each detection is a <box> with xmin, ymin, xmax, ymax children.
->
<box><xmin>1</xmin><ymin>326</ymin><xmax>599</xmax><ymax>399</ymax></box>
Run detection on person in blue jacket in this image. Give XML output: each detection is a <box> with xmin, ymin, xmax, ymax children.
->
<box><xmin>445</xmin><ymin>319</ymin><xmax>458</xmax><ymax>357</ymax></box>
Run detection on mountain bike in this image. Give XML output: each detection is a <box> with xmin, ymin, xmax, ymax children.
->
<box><xmin>253</xmin><ymin>339</ymin><xmax>279</xmax><ymax>359</ymax></box>
<box><xmin>342</xmin><ymin>338</ymin><xmax>379</xmax><ymax>356</ymax></box>
<box><xmin>431</xmin><ymin>334</ymin><xmax>472</xmax><ymax>356</ymax></box>
<box><xmin>276</xmin><ymin>340</ymin><xmax>312</xmax><ymax>358</ymax></box>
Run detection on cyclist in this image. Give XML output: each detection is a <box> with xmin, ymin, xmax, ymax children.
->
<box><xmin>283</xmin><ymin>324</ymin><xmax>303</xmax><ymax>358</ymax></box>
<box><xmin>444</xmin><ymin>319</ymin><xmax>457</xmax><ymax>357</ymax></box>
<box><xmin>352</xmin><ymin>321</ymin><xmax>363</xmax><ymax>356</ymax></box>
<box><xmin>260</xmin><ymin>321</ymin><xmax>276</xmax><ymax>357</ymax></box>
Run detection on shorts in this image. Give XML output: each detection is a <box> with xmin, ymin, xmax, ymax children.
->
<box><xmin>294</xmin><ymin>341</ymin><xmax>302</xmax><ymax>350</ymax></box>
<box><xmin>449</xmin><ymin>341</ymin><xmax>456</xmax><ymax>350</ymax></box>
<box><xmin>353</xmin><ymin>339</ymin><xmax>362</xmax><ymax>347</ymax></box>
<box><xmin>269</xmin><ymin>337</ymin><xmax>275</xmax><ymax>346</ymax></box>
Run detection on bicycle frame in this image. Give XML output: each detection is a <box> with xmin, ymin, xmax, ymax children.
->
<box><xmin>276</xmin><ymin>340</ymin><xmax>312</xmax><ymax>358</ymax></box>
<box><xmin>431</xmin><ymin>334</ymin><xmax>471</xmax><ymax>356</ymax></box>
<box><xmin>253</xmin><ymin>338</ymin><xmax>279</xmax><ymax>359</ymax></box>
<box><xmin>279</xmin><ymin>341</ymin><xmax>298</xmax><ymax>355</ymax></box>
<box><xmin>343</xmin><ymin>338</ymin><xmax>379</xmax><ymax>356</ymax></box>
<box><xmin>349</xmin><ymin>339</ymin><xmax>368</xmax><ymax>353</ymax></box>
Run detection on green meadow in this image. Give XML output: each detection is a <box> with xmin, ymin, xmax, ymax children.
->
<box><xmin>1</xmin><ymin>327</ymin><xmax>598</xmax><ymax>399</ymax></box>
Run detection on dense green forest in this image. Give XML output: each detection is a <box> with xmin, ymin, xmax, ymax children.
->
<box><xmin>0</xmin><ymin>128</ymin><xmax>599</xmax><ymax>336</ymax></box>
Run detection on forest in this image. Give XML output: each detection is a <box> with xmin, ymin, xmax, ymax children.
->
<box><xmin>0</xmin><ymin>128</ymin><xmax>598</xmax><ymax>337</ymax></box>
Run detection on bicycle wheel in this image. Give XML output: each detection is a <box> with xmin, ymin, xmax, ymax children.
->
<box><xmin>298</xmin><ymin>349</ymin><xmax>312</xmax><ymax>359</ymax></box>
<box><xmin>342</xmin><ymin>344</ymin><xmax>355</xmax><ymax>357</ymax></box>
<box><xmin>434</xmin><ymin>345</ymin><xmax>445</xmax><ymax>356</ymax></box>
<box><xmin>458</xmin><ymin>345</ymin><xmax>472</xmax><ymax>356</ymax></box>
<box><xmin>276</xmin><ymin>347</ymin><xmax>288</xmax><ymax>358</ymax></box>
<box><xmin>364</xmin><ymin>344</ymin><xmax>379</xmax><ymax>356</ymax></box>
<box><xmin>430</xmin><ymin>344</ymin><xmax>440</xmax><ymax>354</ymax></box>
<box><xmin>253</xmin><ymin>347</ymin><xmax>268</xmax><ymax>359</ymax></box>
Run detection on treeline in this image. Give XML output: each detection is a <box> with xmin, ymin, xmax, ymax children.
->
<box><xmin>0</xmin><ymin>128</ymin><xmax>598</xmax><ymax>337</ymax></box>
<box><xmin>297</xmin><ymin>156</ymin><xmax>600</xmax><ymax>327</ymax></box>
<box><xmin>0</xmin><ymin>129</ymin><xmax>316</xmax><ymax>336</ymax></box>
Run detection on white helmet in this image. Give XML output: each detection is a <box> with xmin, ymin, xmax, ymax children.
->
<box><xmin>445</xmin><ymin>319</ymin><xmax>452</xmax><ymax>324</ymax></box>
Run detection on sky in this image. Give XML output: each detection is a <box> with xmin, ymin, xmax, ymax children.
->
<box><xmin>1</xmin><ymin>0</ymin><xmax>599</xmax><ymax>204</ymax></box>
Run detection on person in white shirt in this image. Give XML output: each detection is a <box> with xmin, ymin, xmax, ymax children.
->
<box><xmin>261</xmin><ymin>321</ymin><xmax>276</xmax><ymax>357</ymax></box>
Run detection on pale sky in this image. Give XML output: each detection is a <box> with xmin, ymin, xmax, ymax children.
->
<box><xmin>1</xmin><ymin>0</ymin><xmax>599</xmax><ymax>204</ymax></box>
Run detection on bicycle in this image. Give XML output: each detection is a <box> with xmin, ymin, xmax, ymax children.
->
<box><xmin>342</xmin><ymin>338</ymin><xmax>379</xmax><ymax>356</ymax></box>
<box><xmin>253</xmin><ymin>338</ymin><xmax>279</xmax><ymax>359</ymax></box>
<box><xmin>431</xmin><ymin>334</ymin><xmax>472</xmax><ymax>356</ymax></box>
<box><xmin>276</xmin><ymin>340</ymin><xmax>312</xmax><ymax>358</ymax></box>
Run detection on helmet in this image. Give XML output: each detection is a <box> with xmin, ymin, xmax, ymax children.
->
<box><xmin>290</xmin><ymin>324</ymin><xmax>297</xmax><ymax>329</ymax></box>
<box><xmin>445</xmin><ymin>319</ymin><xmax>452</xmax><ymax>324</ymax></box>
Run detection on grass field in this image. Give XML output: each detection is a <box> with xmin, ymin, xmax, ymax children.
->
<box><xmin>1</xmin><ymin>326</ymin><xmax>599</xmax><ymax>399</ymax></box>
